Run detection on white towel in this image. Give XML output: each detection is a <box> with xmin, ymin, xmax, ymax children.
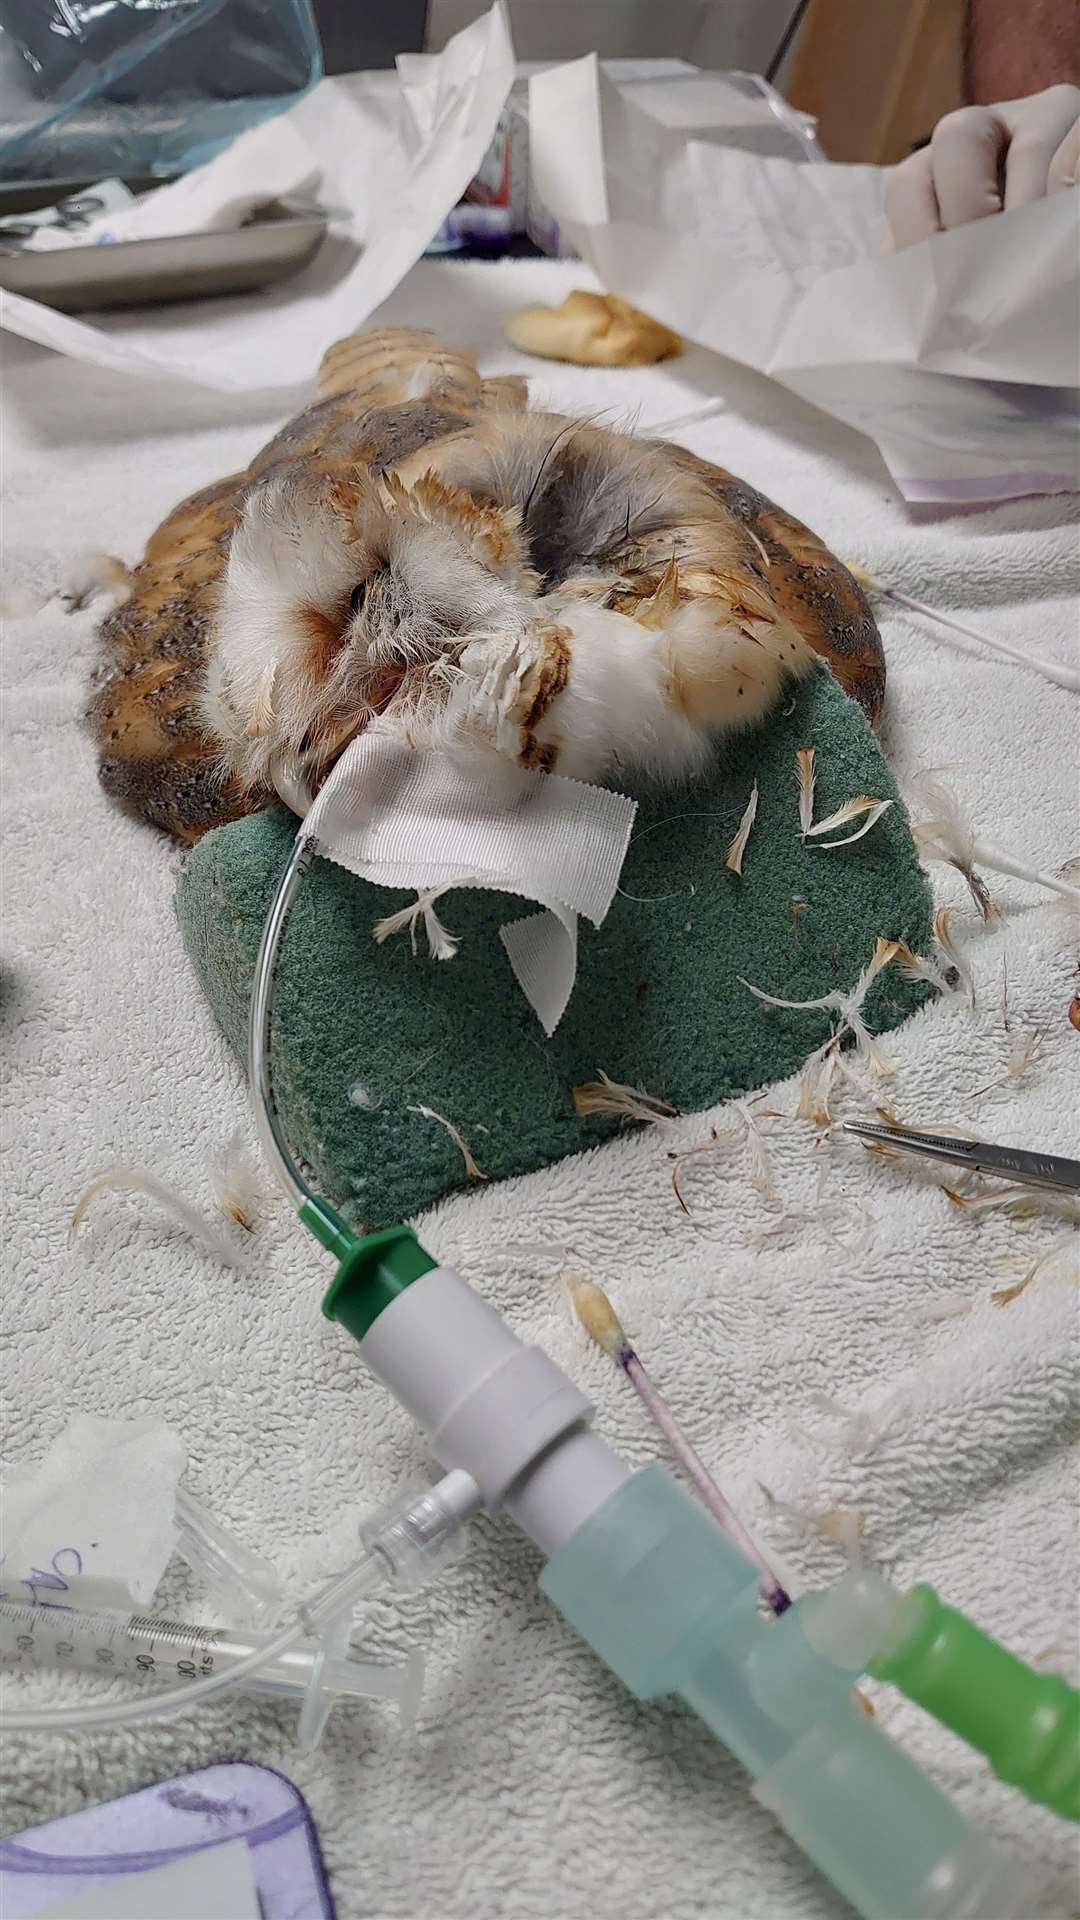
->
<box><xmin>1</xmin><ymin>257</ymin><xmax>1077</xmax><ymax>1919</ymax></box>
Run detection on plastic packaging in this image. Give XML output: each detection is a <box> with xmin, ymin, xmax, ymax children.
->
<box><xmin>481</xmin><ymin>65</ymin><xmax>822</xmax><ymax>259</ymax></box>
<box><xmin>0</xmin><ymin>0</ymin><xmax>321</xmax><ymax>184</ymax></box>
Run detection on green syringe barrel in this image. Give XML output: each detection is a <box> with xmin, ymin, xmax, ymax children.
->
<box><xmin>871</xmin><ymin>1583</ymin><xmax>1080</xmax><ymax>1823</ymax></box>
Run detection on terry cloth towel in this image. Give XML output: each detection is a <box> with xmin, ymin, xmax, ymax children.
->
<box><xmin>176</xmin><ymin>671</ymin><xmax>931</xmax><ymax>1229</ymax></box>
<box><xmin>1</xmin><ymin>256</ymin><xmax>1077</xmax><ymax>1920</ymax></box>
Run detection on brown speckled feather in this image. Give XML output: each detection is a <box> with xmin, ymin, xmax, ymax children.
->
<box><xmin>656</xmin><ymin>442</ymin><xmax>885</xmax><ymax>722</ymax></box>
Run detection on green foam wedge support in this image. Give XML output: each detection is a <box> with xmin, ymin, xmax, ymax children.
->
<box><xmin>177</xmin><ymin>672</ymin><xmax>933</xmax><ymax>1227</ymax></box>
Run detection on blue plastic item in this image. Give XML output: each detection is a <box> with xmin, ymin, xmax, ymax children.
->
<box><xmin>0</xmin><ymin>0</ymin><xmax>322</xmax><ymax>183</ymax></box>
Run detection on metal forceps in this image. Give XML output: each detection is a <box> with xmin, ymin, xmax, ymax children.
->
<box><xmin>843</xmin><ymin>1119</ymin><xmax>1080</xmax><ymax>1195</ymax></box>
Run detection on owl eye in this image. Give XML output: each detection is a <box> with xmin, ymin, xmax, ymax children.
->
<box><xmin>348</xmin><ymin>582</ymin><xmax>367</xmax><ymax>619</ymax></box>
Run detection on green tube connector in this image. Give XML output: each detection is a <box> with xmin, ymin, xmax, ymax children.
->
<box><xmin>798</xmin><ymin>1569</ymin><xmax>1080</xmax><ymax>1824</ymax></box>
<box><xmin>302</xmin><ymin>1196</ymin><xmax>364</xmax><ymax>1265</ymax></box>
<box><xmin>312</xmin><ymin>1208</ymin><xmax>436</xmax><ymax>1341</ymax></box>
<box><xmin>299</xmin><ymin>1196</ymin><xmax>436</xmax><ymax>1340</ymax></box>
<box><xmin>870</xmin><ymin>1583</ymin><xmax>1080</xmax><ymax>1823</ymax></box>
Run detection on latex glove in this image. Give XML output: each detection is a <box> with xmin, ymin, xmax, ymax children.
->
<box><xmin>884</xmin><ymin>82</ymin><xmax>1080</xmax><ymax>249</ymax></box>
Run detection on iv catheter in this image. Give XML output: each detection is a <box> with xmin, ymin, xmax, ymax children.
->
<box><xmin>0</xmin><ymin>1600</ymin><xmax>421</xmax><ymax>1725</ymax></box>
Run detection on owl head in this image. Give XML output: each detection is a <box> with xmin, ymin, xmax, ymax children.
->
<box><xmin>201</xmin><ymin>464</ymin><xmax>540</xmax><ymax>802</ymax></box>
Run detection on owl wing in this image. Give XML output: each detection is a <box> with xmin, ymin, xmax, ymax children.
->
<box><xmin>652</xmin><ymin>443</ymin><xmax>885</xmax><ymax>725</ymax></box>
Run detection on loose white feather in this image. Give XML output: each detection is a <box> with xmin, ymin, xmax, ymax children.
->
<box><xmin>62</xmin><ymin>551</ymin><xmax>131</xmax><ymax>611</ymax></box>
<box><xmin>742</xmin><ymin>937</ymin><xmax>901</xmax><ymax>1080</ymax></box>
<box><xmin>572</xmin><ymin>1070</ymin><xmax>677</xmax><ymax>1123</ymax></box>
<box><xmin>72</xmin><ymin>1165</ymin><xmax>253</xmax><ymax>1272</ymax></box>
<box><xmin>207</xmin><ymin>1128</ymin><xmax>263</xmax><ymax>1232</ymax></box>
<box><xmin>407</xmin><ymin>1104</ymin><xmax>487</xmax><ymax>1178</ymax></box>
<box><xmin>795</xmin><ymin>1035</ymin><xmax>841</xmax><ymax>1124</ymax></box>
<box><xmin>932</xmin><ymin>905</ymin><xmax>976</xmax><ymax>1008</ymax></box>
<box><xmin>372</xmin><ymin>886</ymin><xmax>462</xmax><ymax>961</ymax></box>
<box><xmin>807</xmin><ymin>798</ymin><xmax>893</xmax><ymax>847</ymax></box>
<box><xmin>908</xmin><ymin>770</ymin><xmax>1080</xmax><ymax>912</ymax></box>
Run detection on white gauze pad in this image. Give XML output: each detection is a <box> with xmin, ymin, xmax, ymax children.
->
<box><xmin>301</xmin><ymin>729</ymin><xmax>637</xmax><ymax>1035</ymax></box>
<box><xmin>3</xmin><ymin>1414</ymin><xmax>186</xmax><ymax>1612</ymax></box>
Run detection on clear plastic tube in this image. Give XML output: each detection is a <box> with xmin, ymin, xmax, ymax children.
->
<box><xmin>248</xmin><ymin>827</ymin><xmax>320</xmax><ymax>1212</ymax></box>
<box><xmin>173</xmin><ymin>1487</ymin><xmax>283</xmax><ymax>1622</ymax></box>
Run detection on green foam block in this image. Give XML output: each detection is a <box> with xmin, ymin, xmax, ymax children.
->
<box><xmin>176</xmin><ymin>674</ymin><xmax>931</xmax><ymax>1229</ymax></box>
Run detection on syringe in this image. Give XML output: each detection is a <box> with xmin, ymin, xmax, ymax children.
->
<box><xmin>0</xmin><ymin>1600</ymin><xmax>422</xmax><ymax>1728</ymax></box>
<box><xmin>0</xmin><ymin>1474</ymin><xmax>481</xmax><ymax>1744</ymax></box>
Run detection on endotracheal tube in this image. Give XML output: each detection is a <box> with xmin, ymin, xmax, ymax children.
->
<box><xmin>249</xmin><ymin>827</ymin><xmax>320</xmax><ymax>1213</ymax></box>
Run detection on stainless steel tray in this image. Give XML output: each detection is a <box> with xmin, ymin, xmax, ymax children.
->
<box><xmin>0</xmin><ymin>198</ymin><xmax>327</xmax><ymax>311</ymax></box>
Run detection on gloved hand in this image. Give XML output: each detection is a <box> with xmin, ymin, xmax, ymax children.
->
<box><xmin>884</xmin><ymin>82</ymin><xmax>1080</xmax><ymax>248</ymax></box>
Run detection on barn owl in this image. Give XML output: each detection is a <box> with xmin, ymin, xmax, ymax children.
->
<box><xmin>89</xmin><ymin>327</ymin><xmax>884</xmax><ymax>840</ymax></box>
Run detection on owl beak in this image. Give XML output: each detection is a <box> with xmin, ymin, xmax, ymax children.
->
<box><xmin>269</xmin><ymin>752</ymin><xmax>314</xmax><ymax>818</ymax></box>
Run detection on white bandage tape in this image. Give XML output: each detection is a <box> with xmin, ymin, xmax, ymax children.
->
<box><xmin>300</xmin><ymin>728</ymin><xmax>637</xmax><ymax>1034</ymax></box>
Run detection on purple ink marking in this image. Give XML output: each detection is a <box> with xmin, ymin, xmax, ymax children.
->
<box><xmin>0</xmin><ymin>1804</ymin><xmax>305</xmax><ymax>1874</ymax></box>
<box><xmin>24</xmin><ymin>1549</ymin><xmax>82</xmax><ymax>1611</ymax></box>
<box><xmin>159</xmin><ymin>1787</ymin><xmax>252</xmax><ymax>1825</ymax></box>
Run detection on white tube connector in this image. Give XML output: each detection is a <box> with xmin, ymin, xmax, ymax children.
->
<box><xmin>358</xmin><ymin>1267</ymin><xmax>630</xmax><ymax>1555</ymax></box>
<box><xmin>503</xmin><ymin>1425</ymin><xmax>630</xmax><ymax>1559</ymax></box>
